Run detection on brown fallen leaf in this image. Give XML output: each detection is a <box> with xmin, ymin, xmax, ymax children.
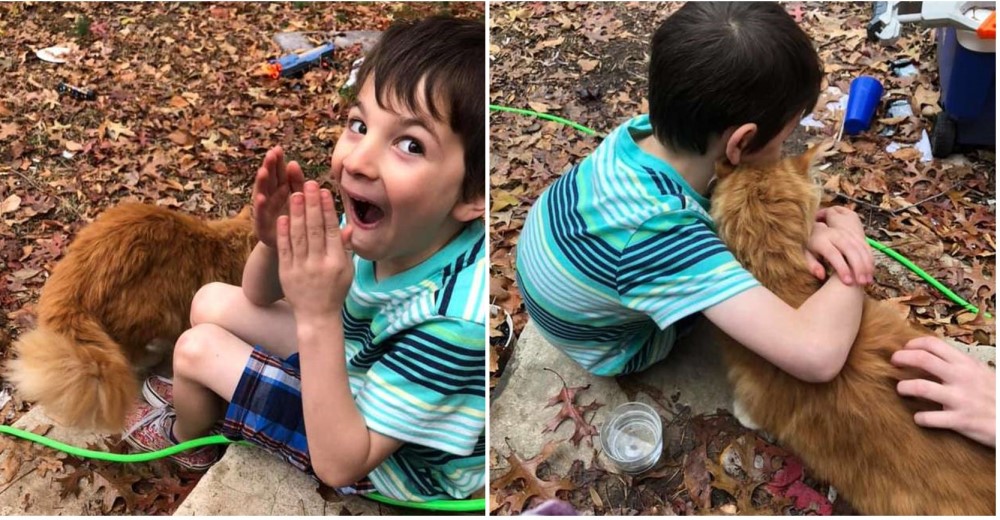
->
<box><xmin>683</xmin><ymin>442</ymin><xmax>711</xmax><ymax>510</ymax></box>
<box><xmin>490</xmin><ymin>440</ymin><xmax>576</xmax><ymax>514</ymax></box>
<box><xmin>1</xmin><ymin>194</ymin><xmax>22</xmax><ymax>215</ymax></box>
<box><xmin>542</xmin><ymin>368</ymin><xmax>602</xmax><ymax>446</ymax></box>
<box><xmin>167</xmin><ymin>129</ymin><xmax>195</xmax><ymax>147</ymax></box>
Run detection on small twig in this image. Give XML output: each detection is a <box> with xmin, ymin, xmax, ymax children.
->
<box><xmin>13</xmin><ymin>169</ymin><xmax>83</xmax><ymax>220</ymax></box>
<box><xmin>826</xmin><ymin>190</ymin><xmax>886</xmax><ymax>213</ymax></box>
<box><xmin>891</xmin><ymin>182</ymin><xmax>960</xmax><ymax>215</ymax></box>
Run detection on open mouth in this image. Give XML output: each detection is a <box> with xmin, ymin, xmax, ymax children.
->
<box><xmin>349</xmin><ymin>195</ymin><xmax>385</xmax><ymax>227</ymax></box>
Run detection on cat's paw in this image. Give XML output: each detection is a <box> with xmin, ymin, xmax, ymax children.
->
<box><xmin>732</xmin><ymin>398</ymin><xmax>761</xmax><ymax>430</ymax></box>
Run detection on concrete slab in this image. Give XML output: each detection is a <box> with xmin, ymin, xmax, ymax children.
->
<box><xmin>490</xmin><ymin>318</ymin><xmax>995</xmax><ymax>476</ymax></box>
<box><xmin>0</xmin><ymin>407</ymin><xmax>110</xmax><ymax>515</ymax></box>
<box><xmin>490</xmin><ymin>318</ymin><xmax>732</xmax><ymax>475</ymax></box>
<box><xmin>174</xmin><ymin>444</ymin><xmax>388</xmax><ymax>516</ymax></box>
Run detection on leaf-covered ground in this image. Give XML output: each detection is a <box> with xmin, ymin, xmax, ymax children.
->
<box><xmin>489</xmin><ymin>1</ymin><xmax>995</xmax><ymax>515</ymax></box>
<box><xmin>0</xmin><ymin>1</ymin><xmax>482</xmax><ymax>514</ymax></box>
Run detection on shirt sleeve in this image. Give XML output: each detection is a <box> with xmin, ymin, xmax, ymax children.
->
<box><xmin>616</xmin><ymin>210</ymin><xmax>759</xmax><ymax>329</ymax></box>
<box><xmin>354</xmin><ymin>317</ymin><xmax>485</xmax><ymax>456</ymax></box>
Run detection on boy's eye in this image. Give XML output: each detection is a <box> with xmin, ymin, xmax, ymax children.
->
<box><xmin>396</xmin><ymin>137</ymin><xmax>424</xmax><ymax>156</ymax></box>
<box><xmin>348</xmin><ymin>119</ymin><xmax>367</xmax><ymax>134</ymax></box>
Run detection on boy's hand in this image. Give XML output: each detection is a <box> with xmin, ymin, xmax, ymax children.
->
<box><xmin>804</xmin><ymin>207</ymin><xmax>873</xmax><ymax>285</ymax></box>
<box><xmin>892</xmin><ymin>336</ymin><xmax>996</xmax><ymax>448</ymax></box>
<box><xmin>276</xmin><ymin>181</ymin><xmax>354</xmax><ymax>320</ymax></box>
<box><xmin>253</xmin><ymin>146</ymin><xmax>306</xmax><ymax>248</ymax></box>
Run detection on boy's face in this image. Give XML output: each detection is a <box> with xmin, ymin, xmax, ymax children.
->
<box><xmin>331</xmin><ymin>78</ymin><xmax>481</xmax><ymax>278</ymax></box>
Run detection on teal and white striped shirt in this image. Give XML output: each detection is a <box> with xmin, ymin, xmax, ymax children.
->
<box><xmin>345</xmin><ymin>220</ymin><xmax>485</xmax><ymax>501</ymax></box>
<box><xmin>516</xmin><ymin>115</ymin><xmax>759</xmax><ymax>376</ymax></box>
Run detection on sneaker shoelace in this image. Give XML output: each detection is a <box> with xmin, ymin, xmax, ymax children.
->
<box><xmin>123</xmin><ymin>403</ymin><xmax>175</xmax><ymax>443</ymax></box>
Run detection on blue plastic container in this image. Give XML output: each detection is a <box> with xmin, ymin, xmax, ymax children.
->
<box><xmin>844</xmin><ymin>76</ymin><xmax>885</xmax><ymax>135</ymax></box>
<box><xmin>933</xmin><ymin>26</ymin><xmax>996</xmax><ymax>154</ymax></box>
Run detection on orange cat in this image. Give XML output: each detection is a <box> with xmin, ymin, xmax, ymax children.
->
<box><xmin>4</xmin><ymin>203</ymin><xmax>255</xmax><ymax>432</ymax></box>
<box><xmin>709</xmin><ymin>145</ymin><xmax>995</xmax><ymax>515</ymax></box>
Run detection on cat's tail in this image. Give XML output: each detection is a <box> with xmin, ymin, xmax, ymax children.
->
<box><xmin>4</xmin><ymin>320</ymin><xmax>137</xmax><ymax>432</ymax></box>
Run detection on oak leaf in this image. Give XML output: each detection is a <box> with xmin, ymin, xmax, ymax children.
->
<box><xmin>542</xmin><ymin>370</ymin><xmax>602</xmax><ymax>446</ymax></box>
<box><xmin>490</xmin><ymin>441</ymin><xmax>576</xmax><ymax>514</ymax></box>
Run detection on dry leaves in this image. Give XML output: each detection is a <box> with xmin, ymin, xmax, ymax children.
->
<box><xmin>490</xmin><ymin>440</ymin><xmax>577</xmax><ymax>514</ymax></box>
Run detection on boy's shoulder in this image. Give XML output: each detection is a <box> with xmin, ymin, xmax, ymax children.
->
<box><xmin>430</xmin><ymin>220</ymin><xmax>486</xmax><ymax>326</ymax></box>
<box><xmin>349</xmin><ymin>219</ymin><xmax>485</xmax><ymax>326</ymax></box>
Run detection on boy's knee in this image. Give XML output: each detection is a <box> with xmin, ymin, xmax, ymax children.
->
<box><xmin>174</xmin><ymin>324</ymin><xmax>222</xmax><ymax>375</ymax></box>
<box><xmin>190</xmin><ymin>282</ymin><xmax>237</xmax><ymax>326</ymax></box>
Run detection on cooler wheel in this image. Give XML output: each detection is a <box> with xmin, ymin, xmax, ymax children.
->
<box><xmin>930</xmin><ymin>112</ymin><xmax>957</xmax><ymax>158</ymax></box>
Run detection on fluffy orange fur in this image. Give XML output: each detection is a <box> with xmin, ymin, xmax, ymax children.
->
<box><xmin>710</xmin><ymin>145</ymin><xmax>995</xmax><ymax>515</ymax></box>
<box><xmin>4</xmin><ymin>203</ymin><xmax>255</xmax><ymax>432</ymax></box>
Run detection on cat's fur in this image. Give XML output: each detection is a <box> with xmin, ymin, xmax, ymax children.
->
<box><xmin>4</xmin><ymin>203</ymin><xmax>255</xmax><ymax>432</ymax></box>
<box><xmin>710</xmin><ymin>144</ymin><xmax>995</xmax><ymax>515</ymax></box>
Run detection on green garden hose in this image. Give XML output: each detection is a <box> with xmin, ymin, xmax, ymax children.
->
<box><xmin>0</xmin><ymin>424</ymin><xmax>484</xmax><ymax>512</ymax></box>
<box><xmin>867</xmin><ymin>238</ymin><xmax>991</xmax><ymax>319</ymax></box>
<box><xmin>490</xmin><ymin>104</ymin><xmax>993</xmax><ymax>319</ymax></box>
<box><xmin>489</xmin><ymin>104</ymin><xmax>598</xmax><ymax>136</ymax></box>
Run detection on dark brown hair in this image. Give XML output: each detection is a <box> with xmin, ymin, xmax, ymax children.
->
<box><xmin>355</xmin><ymin>16</ymin><xmax>484</xmax><ymax>201</ymax></box>
<box><xmin>648</xmin><ymin>2</ymin><xmax>822</xmax><ymax>155</ymax></box>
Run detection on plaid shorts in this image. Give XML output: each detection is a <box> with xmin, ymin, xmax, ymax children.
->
<box><xmin>221</xmin><ymin>345</ymin><xmax>374</xmax><ymax>495</ymax></box>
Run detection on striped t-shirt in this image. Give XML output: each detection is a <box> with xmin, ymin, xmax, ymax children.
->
<box><xmin>344</xmin><ymin>220</ymin><xmax>486</xmax><ymax>501</ymax></box>
<box><xmin>516</xmin><ymin>115</ymin><xmax>759</xmax><ymax>376</ymax></box>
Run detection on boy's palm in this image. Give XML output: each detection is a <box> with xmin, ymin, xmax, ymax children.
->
<box><xmin>254</xmin><ymin>147</ymin><xmax>305</xmax><ymax>248</ymax></box>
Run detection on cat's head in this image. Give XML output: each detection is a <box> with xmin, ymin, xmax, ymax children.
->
<box><xmin>710</xmin><ymin>141</ymin><xmax>831</xmax><ymax>264</ymax></box>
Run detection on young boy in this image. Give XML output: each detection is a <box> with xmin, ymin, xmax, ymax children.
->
<box><xmin>516</xmin><ymin>2</ymin><xmax>875</xmax><ymax>382</ymax></box>
<box><xmin>123</xmin><ymin>16</ymin><xmax>486</xmax><ymax>502</ymax></box>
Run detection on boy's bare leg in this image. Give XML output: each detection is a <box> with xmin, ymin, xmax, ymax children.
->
<box><xmin>189</xmin><ymin>282</ymin><xmax>299</xmax><ymax>359</ymax></box>
<box><xmin>171</xmin><ymin>323</ymin><xmax>253</xmax><ymax>442</ymax></box>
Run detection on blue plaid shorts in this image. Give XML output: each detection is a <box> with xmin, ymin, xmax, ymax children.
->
<box><xmin>221</xmin><ymin>345</ymin><xmax>374</xmax><ymax>495</ymax></box>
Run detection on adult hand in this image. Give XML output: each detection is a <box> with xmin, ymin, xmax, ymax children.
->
<box><xmin>892</xmin><ymin>336</ymin><xmax>996</xmax><ymax>448</ymax></box>
<box><xmin>804</xmin><ymin>207</ymin><xmax>873</xmax><ymax>286</ymax></box>
<box><xmin>276</xmin><ymin>181</ymin><xmax>354</xmax><ymax>321</ymax></box>
<box><xmin>253</xmin><ymin>146</ymin><xmax>306</xmax><ymax>248</ymax></box>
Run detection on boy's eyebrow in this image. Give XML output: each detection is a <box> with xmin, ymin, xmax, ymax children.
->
<box><xmin>398</xmin><ymin>115</ymin><xmax>441</xmax><ymax>145</ymax></box>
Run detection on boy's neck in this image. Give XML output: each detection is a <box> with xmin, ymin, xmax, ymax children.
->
<box><xmin>373</xmin><ymin>219</ymin><xmax>469</xmax><ymax>281</ymax></box>
<box><xmin>637</xmin><ymin>135</ymin><xmax>717</xmax><ymax>196</ymax></box>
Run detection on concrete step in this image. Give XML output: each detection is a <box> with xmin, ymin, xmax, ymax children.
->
<box><xmin>0</xmin><ymin>407</ymin><xmax>109</xmax><ymax>515</ymax></box>
<box><xmin>0</xmin><ymin>407</ymin><xmax>388</xmax><ymax>515</ymax></box>
<box><xmin>491</xmin><ymin>317</ymin><xmax>733</xmax><ymax>475</ymax></box>
<box><xmin>174</xmin><ymin>443</ymin><xmax>386</xmax><ymax>515</ymax></box>
<box><xmin>491</xmin><ymin>318</ymin><xmax>995</xmax><ymax>473</ymax></box>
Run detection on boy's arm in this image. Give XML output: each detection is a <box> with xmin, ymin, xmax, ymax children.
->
<box><xmin>297</xmin><ymin>317</ymin><xmax>403</xmax><ymax>486</ymax></box>
<box><xmin>241</xmin><ymin>242</ymin><xmax>284</xmax><ymax>305</ymax></box>
<box><xmin>275</xmin><ymin>183</ymin><xmax>403</xmax><ymax>486</ymax></box>
<box><xmin>702</xmin><ymin>277</ymin><xmax>863</xmax><ymax>383</ymax></box>
<box><xmin>243</xmin><ymin>146</ymin><xmax>305</xmax><ymax>305</ymax></box>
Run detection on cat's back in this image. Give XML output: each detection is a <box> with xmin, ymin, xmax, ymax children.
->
<box><xmin>40</xmin><ymin>204</ymin><xmax>232</xmax><ymax>310</ymax></box>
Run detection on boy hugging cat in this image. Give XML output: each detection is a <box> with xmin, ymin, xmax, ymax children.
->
<box><xmin>518</xmin><ymin>1</ymin><xmax>871</xmax><ymax>381</ymax></box>
<box><xmin>123</xmin><ymin>16</ymin><xmax>486</xmax><ymax>502</ymax></box>
<box><xmin>517</xmin><ymin>1</ymin><xmax>993</xmax><ymax>446</ymax></box>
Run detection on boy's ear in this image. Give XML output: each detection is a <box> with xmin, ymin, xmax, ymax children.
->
<box><xmin>451</xmin><ymin>195</ymin><xmax>485</xmax><ymax>222</ymax></box>
<box><xmin>724</xmin><ymin>123</ymin><xmax>758</xmax><ymax>166</ymax></box>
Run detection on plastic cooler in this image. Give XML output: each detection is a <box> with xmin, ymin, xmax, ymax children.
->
<box><xmin>869</xmin><ymin>2</ymin><xmax>996</xmax><ymax>157</ymax></box>
<box><xmin>932</xmin><ymin>18</ymin><xmax>996</xmax><ymax>156</ymax></box>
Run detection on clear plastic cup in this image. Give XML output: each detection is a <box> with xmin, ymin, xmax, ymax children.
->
<box><xmin>599</xmin><ymin>402</ymin><xmax>663</xmax><ymax>474</ymax></box>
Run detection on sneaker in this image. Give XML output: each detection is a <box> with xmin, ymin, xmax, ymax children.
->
<box><xmin>142</xmin><ymin>375</ymin><xmax>173</xmax><ymax>407</ymax></box>
<box><xmin>122</xmin><ymin>401</ymin><xmax>221</xmax><ymax>472</ymax></box>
